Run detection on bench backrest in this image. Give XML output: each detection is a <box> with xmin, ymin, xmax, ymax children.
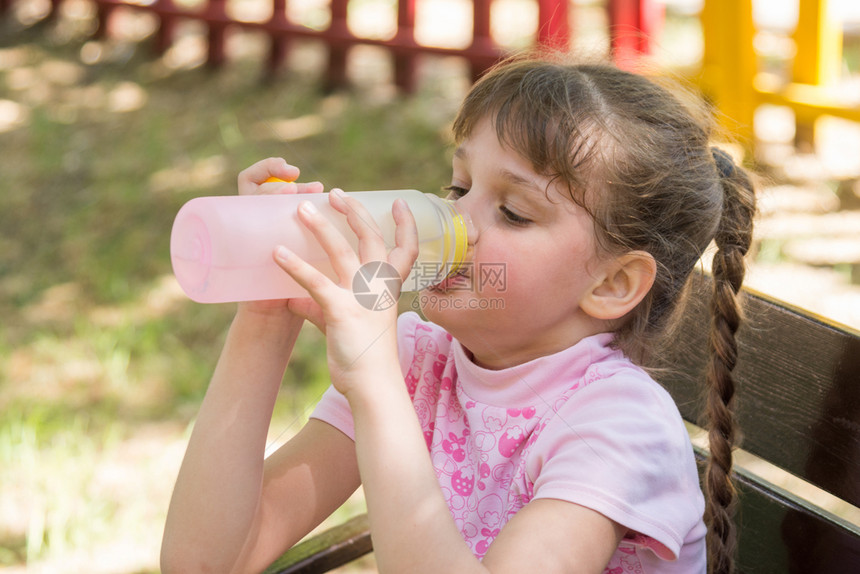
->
<box><xmin>658</xmin><ymin>272</ymin><xmax>860</xmax><ymax>572</ymax></box>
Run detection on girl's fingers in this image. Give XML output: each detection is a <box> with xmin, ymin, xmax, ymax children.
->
<box><xmin>238</xmin><ymin>158</ymin><xmax>299</xmax><ymax>194</ymax></box>
<box><xmin>274</xmin><ymin>246</ymin><xmax>340</xmax><ymax>303</ymax></box>
<box><xmin>328</xmin><ymin>189</ymin><xmax>389</xmax><ymax>264</ymax></box>
<box><xmin>257</xmin><ymin>179</ymin><xmax>298</xmax><ymax>195</ymax></box>
<box><xmin>389</xmin><ymin>198</ymin><xmax>420</xmax><ymax>281</ymax></box>
<box><xmin>296</xmin><ymin>181</ymin><xmax>325</xmax><ymax>194</ymax></box>
<box><xmin>329</xmin><ymin>191</ymin><xmax>419</xmax><ymax>284</ymax></box>
<box><xmin>258</xmin><ymin>180</ymin><xmax>326</xmax><ymax>196</ymax></box>
<box><xmin>279</xmin><ymin>190</ymin><xmax>418</xmax><ymax>296</ymax></box>
<box><xmin>286</xmin><ymin>298</ymin><xmax>327</xmax><ymax>334</ymax></box>
<box><xmin>295</xmin><ymin>199</ymin><xmax>360</xmax><ymax>285</ymax></box>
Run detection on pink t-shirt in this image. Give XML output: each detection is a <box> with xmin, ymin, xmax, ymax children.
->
<box><xmin>311</xmin><ymin>312</ymin><xmax>707</xmax><ymax>573</ymax></box>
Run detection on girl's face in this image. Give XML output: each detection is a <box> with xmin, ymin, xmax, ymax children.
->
<box><xmin>419</xmin><ymin>118</ymin><xmax>614</xmax><ymax>370</ymax></box>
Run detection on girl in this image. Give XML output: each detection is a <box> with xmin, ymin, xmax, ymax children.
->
<box><xmin>161</xmin><ymin>54</ymin><xmax>756</xmax><ymax>574</ymax></box>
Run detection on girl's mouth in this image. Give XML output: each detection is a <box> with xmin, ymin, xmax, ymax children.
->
<box><xmin>429</xmin><ymin>264</ymin><xmax>471</xmax><ymax>293</ymax></box>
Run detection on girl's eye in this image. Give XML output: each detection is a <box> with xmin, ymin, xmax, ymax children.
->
<box><xmin>500</xmin><ymin>206</ymin><xmax>531</xmax><ymax>226</ymax></box>
<box><xmin>443</xmin><ymin>185</ymin><xmax>469</xmax><ymax>199</ymax></box>
<box><xmin>443</xmin><ymin>185</ymin><xmax>531</xmax><ymax>226</ymax></box>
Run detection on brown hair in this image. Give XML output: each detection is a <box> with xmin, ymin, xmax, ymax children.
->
<box><xmin>452</xmin><ymin>54</ymin><xmax>756</xmax><ymax>574</ymax></box>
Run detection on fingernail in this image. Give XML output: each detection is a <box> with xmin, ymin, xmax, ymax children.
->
<box><xmin>394</xmin><ymin>198</ymin><xmax>410</xmax><ymax>211</ymax></box>
<box><xmin>299</xmin><ymin>200</ymin><xmax>317</xmax><ymax>215</ymax></box>
<box><xmin>275</xmin><ymin>246</ymin><xmax>290</xmax><ymax>262</ymax></box>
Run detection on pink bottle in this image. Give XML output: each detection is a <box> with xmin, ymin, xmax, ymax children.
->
<box><xmin>170</xmin><ymin>191</ymin><xmax>468</xmax><ymax>303</ymax></box>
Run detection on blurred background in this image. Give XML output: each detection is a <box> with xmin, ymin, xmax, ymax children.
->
<box><xmin>1</xmin><ymin>0</ymin><xmax>859</xmax><ymax>572</ymax></box>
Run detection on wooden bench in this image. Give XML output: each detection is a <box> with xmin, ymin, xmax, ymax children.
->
<box><xmin>264</xmin><ymin>272</ymin><xmax>860</xmax><ymax>573</ymax></box>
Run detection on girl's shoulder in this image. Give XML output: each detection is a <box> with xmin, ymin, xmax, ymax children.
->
<box><xmin>524</xmin><ymin>344</ymin><xmax>694</xmax><ymax>481</ymax></box>
<box><xmin>559</xmin><ymin>355</ymin><xmax>689</xmax><ymax>443</ymax></box>
<box><xmin>527</xmin><ymin>360</ymin><xmax>705</xmax><ymax>561</ymax></box>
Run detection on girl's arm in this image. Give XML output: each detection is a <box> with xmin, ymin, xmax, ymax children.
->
<box><xmin>275</xmin><ymin>192</ymin><xmax>626</xmax><ymax>573</ymax></box>
<box><xmin>161</xmin><ymin>159</ymin><xmax>361</xmax><ymax>574</ymax></box>
<box><xmin>160</xmin><ymin>308</ymin><xmax>361</xmax><ymax>574</ymax></box>
<box><xmin>348</xmin><ymin>366</ymin><xmax>625</xmax><ymax>574</ymax></box>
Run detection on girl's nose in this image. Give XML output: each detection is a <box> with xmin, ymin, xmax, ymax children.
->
<box><xmin>462</xmin><ymin>209</ymin><xmax>478</xmax><ymax>247</ymax></box>
<box><xmin>452</xmin><ymin>198</ymin><xmax>479</xmax><ymax>247</ymax></box>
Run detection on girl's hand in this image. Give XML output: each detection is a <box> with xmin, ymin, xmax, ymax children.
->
<box><xmin>235</xmin><ymin>158</ymin><xmax>324</xmax><ymax>318</ymax></box>
<box><xmin>237</xmin><ymin>157</ymin><xmax>324</xmax><ymax>197</ymax></box>
<box><xmin>273</xmin><ymin>189</ymin><xmax>419</xmax><ymax>397</ymax></box>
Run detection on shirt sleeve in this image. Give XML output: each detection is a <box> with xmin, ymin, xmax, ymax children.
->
<box><xmin>308</xmin><ymin>311</ymin><xmax>424</xmax><ymax>440</ymax></box>
<box><xmin>527</xmin><ymin>368</ymin><xmax>705</xmax><ymax>561</ymax></box>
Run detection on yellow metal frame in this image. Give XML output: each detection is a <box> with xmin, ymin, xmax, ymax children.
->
<box><xmin>698</xmin><ymin>0</ymin><xmax>757</xmax><ymax>143</ymax></box>
<box><xmin>793</xmin><ymin>0</ymin><xmax>842</xmax><ymax>86</ymax></box>
<box><xmin>698</xmin><ymin>0</ymin><xmax>857</xmax><ymax>152</ymax></box>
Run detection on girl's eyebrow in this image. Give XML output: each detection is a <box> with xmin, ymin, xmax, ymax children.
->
<box><xmin>499</xmin><ymin>168</ymin><xmax>544</xmax><ymax>197</ymax></box>
<box><xmin>454</xmin><ymin>145</ymin><xmax>540</xmax><ymax>194</ymax></box>
<box><xmin>453</xmin><ymin>143</ymin><xmax>547</xmax><ymax>209</ymax></box>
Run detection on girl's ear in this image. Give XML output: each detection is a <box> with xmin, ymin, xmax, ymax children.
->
<box><xmin>580</xmin><ymin>251</ymin><xmax>657</xmax><ymax>321</ymax></box>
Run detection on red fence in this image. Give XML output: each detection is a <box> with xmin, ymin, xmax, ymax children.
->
<box><xmin>4</xmin><ymin>0</ymin><xmax>658</xmax><ymax>91</ymax></box>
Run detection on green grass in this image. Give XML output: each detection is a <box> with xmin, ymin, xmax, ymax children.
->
<box><xmin>0</xmin><ymin>7</ymin><xmax>456</xmax><ymax>572</ymax></box>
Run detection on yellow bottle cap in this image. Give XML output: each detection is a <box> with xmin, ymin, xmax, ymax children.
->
<box><xmin>445</xmin><ymin>207</ymin><xmax>469</xmax><ymax>278</ymax></box>
<box><xmin>264</xmin><ymin>176</ymin><xmax>294</xmax><ymax>183</ymax></box>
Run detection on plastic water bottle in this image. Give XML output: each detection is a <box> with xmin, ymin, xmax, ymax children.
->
<box><xmin>170</xmin><ymin>190</ymin><xmax>468</xmax><ymax>303</ymax></box>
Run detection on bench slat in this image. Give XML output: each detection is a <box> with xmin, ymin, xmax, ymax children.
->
<box><xmin>691</xmin><ymin>447</ymin><xmax>860</xmax><ymax>572</ymax></box>
<box><xmin>737</xmin><ymin>472</ymin><xmax>860</xmax><ymax>572</ymax></box>
<box><xmin>263</xmin><ymin>514</ymin><xmax>372</xmax><ymax>574</ymax></box>
<box><xmin>660</xmin><ymin>272</ymin><xmax>860</xmax><ymax>507</ymax></box>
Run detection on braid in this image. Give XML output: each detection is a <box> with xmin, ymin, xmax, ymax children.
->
<box><xmin>705</xmin><ymin>148</ymin><xmax>756</xmax><ymax>574</ymax></box>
